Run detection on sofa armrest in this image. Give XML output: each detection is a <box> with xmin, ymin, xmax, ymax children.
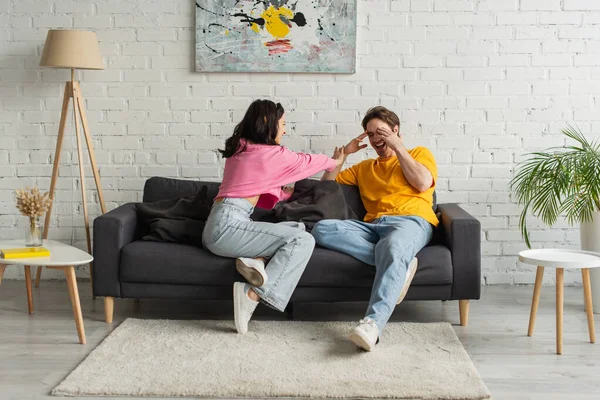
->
<box><xmin>436</xmin><ymin>203</ymin><xmax>481</xmax><ymax>300</ymax></box>
<box><xmin>92</xmin><ymin>202</ymin><xmax>139</xmax><ymax>297</ymax></box>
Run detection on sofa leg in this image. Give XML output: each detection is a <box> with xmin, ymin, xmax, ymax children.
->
<box><xmin>459</xmin><ymin>300</ymin><xmax>469</xmax><ymax>326</ymax></box>
<box><xmin>105</xmin><ymin>296</ymin><xmax>114</xmax><ymax>323</ymax></box>
<box><xmin>134</xmin><ymin>298</ymin><xmax>141</xmax><ymax>312</ymax></box>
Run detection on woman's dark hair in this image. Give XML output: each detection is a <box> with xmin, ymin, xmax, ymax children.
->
<box><xmin>219</xmin><ymin>99</ymin><xmax>285</xmax><ymax>158</ymax></box>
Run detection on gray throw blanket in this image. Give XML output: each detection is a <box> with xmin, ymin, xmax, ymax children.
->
<box><xmin>135</xmin><ymin>186</ymin><xmax>211</xmax><ymax>248</ymax></box>
<box><xmin>265</xmin><ymin>179</ymin><xmax>357</xmax><ymax>231</ymax></box>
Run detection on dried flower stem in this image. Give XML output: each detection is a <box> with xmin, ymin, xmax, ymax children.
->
<box><xmin>15</xmin><ymin>187</ymin><xmax>52</xmax><ymax>219</ymax></box>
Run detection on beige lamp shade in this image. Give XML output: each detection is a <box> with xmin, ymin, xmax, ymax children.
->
<box><xmin>40</xmin><ymin>30</ymin><xmax>104</xmax><ymax>70</ymax></box>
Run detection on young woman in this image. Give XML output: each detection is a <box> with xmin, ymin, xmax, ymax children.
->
<box><xmin>202</xmin><ymin>99</ymin><xmax>344</xmax><ymax>334</ymax></box>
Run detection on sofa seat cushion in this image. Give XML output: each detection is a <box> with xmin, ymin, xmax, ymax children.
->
<box><xmin>120</xmin><ymin>241</ymin><xmax>452</xmax><ymax>287</ymax></box>
<box><xmin>120</xmin><ymin>241</ymin><xmax>239</xmax><ymax>285</ymax></box>
<box><xmin>298</xmin><ymin>245</ymin><xmax>453</xmax><ymax>288</ymax></box>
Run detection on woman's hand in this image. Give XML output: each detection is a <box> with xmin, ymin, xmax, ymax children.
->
<box><xmin>344</xmin><ymin>132</ymin><xmax>368</xmax><ymax>155</ymax></box>
<box><xmin>332</xmin><ymin>146</ymin><xmax>346</xmax><ymax>168</ymax></box>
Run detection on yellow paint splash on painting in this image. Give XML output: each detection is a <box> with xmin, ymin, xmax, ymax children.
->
<box><xmin>251</xmin><ymin>23</ymin><xmax>260</xmax><ymax>33</ymax></box>
<box><xmin>261</xmin><ymin>6</ymin><xmax>293</xmax><ymax>39</ymax></box>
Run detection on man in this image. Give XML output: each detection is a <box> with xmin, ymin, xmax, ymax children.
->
<box><xmin>312</xmin><ymin>106</ymin><xmax>438</xmax><ymax>351</ymax></box>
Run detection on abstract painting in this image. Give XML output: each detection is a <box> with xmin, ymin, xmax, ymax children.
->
<box><xmin>195</xmin><ymin>0</ymin><xmax>356</xmax><ymax>73</ymax></box>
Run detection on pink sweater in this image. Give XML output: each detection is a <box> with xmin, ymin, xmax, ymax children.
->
<box><xmin>217</xmin><ymin>140</ymin><xmax>337</xmax><ymax>209</ymax></box>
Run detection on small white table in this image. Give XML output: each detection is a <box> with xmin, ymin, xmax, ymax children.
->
<box><xmin>0</xmin><ymin>239</ymin><xmax>92</xmax><ymax>344</ymax></box>
<box><xmin>519</xmin><ymin>249</ymin><xmax>599</xmax><ymax>355</ymax></box>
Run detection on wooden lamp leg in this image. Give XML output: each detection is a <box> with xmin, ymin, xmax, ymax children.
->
<box><xmin>71</xmin><ymin>80</ymin><xmax>92</xmax><ymax>260</ymax></box>
<box><xmin>71</xmin><ymin>72</ymin><xmax>97</xmax><ymax>297</ymax></box>
<box><xmin>35</xmin><ymin>73</ymin><xmax>106</xmax><ymax>295</ymax></box>
<box><xmin>75</xmin><ymin>83</ymin><xmax>106</xmax><ymax>215</ymax></box>
<box><xmin>74</xmin><ymin>83</ymin><xmax>107</xmax><ymax>295</ymax></box>
<box><xmin>36</xmin><ymin>82</ymin><xmax>71</xmax><ymax>288</ymax></box>
<box><xmin>528</xmin><ymin>266</ymin><xmax>544</xmax><ymax>336</ymax></box>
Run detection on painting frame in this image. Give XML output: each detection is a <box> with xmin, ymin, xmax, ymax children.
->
<box><xmin>195</xmin><ymin>0</ymin><xmax>357</xmax><ymax>73</ymax></box>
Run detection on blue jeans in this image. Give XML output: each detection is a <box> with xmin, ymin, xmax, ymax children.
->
<box><xmin>202</xmin><ymin>198</ymin><xmax>315</xmax><ymax>312</ymax></box>
<box><xmin>311</xmin><ymin>216</ymin><xmax>433</xmax><ymax>335</ymax></box>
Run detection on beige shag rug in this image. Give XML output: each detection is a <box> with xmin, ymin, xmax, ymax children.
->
<box><xmin>52</xmin><ymin>319</ymin><xmax>490</xmax><ymax>399</ymax></box>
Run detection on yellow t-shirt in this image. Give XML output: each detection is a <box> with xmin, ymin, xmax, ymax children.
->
<box><xmin>336</xmin><ymin>147</ymin><xmax>439</xmax><ymax>226</ymax></box>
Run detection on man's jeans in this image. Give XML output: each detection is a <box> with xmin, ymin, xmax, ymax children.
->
<box><xmin>202</xmin><ymin>198</ymin><xmax>315</xmax><ymax>312</ymax></box>
<box><xmin>311</xmin><ymin>216</ymin><xmax>433</xmax><ymax>334</ymax></box>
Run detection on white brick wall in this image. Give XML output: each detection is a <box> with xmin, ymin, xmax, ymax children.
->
<box><xmin>1</xmin><ymin>0</ymin><xmax>599</xmax><ymax>284</ymax></box>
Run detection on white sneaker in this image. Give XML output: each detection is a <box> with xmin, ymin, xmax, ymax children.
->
<box><xmin>236</xmin><ymin>257</ymin><xmax>268</xmax><ymax>287</ymax></box>
<box><xmin>233</xmin><ymin>282</ymin><xmax>258</xmax><ymax>334</ymax></box>
<box><xmin>397</xmin><ymin>257</ymin><xmax>418</xmax><ymax>305</ymax></box>
<box><xmin>349</xmin><ymin>318</ymin><xmax>379</xmax><ymax>351</ymax></box>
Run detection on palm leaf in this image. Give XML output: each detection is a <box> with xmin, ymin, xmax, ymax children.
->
<box><xmin>518</xmin><ymin>201</ymin><xmax>533</xmax><ymax>249</ymax></box>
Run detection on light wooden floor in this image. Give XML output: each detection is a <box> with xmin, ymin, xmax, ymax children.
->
<box><xmin>0</xmin><ymin>280</ymin><xmax>599</xmax><ymax>400</ymax></box>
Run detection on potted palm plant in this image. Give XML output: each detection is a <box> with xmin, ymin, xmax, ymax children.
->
<box><xmin>510</xmin><ymin>126</ymin><xmax>600</xmax><ymax>313</ymax></box>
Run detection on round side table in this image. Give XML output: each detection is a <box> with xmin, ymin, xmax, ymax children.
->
<box><xmin>519</xmin><ymin>249</ymin><xmax>599</xmax><ymax>355</ymax></box>
<box><xmin>0</xmin><ymin>239</ymin><xmax>92</xmax><ymax>344</ymax></box>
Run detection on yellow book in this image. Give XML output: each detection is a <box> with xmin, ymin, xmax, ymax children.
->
<box><xmin>0</xmin><ymin>247</ymin><xmax>51</xmax><ymax>259</ymax></box>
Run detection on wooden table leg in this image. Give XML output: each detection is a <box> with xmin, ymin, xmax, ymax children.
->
<box><xmin>556</xmin><ymin>268</ymin><xmax>564</xmax><ymax>355</ymax></box>
<box><xmin>582</xmin><ymin>268</ymin><xmax>596</xmax><ymax>344</ymax></box>
<box><xmin>0</xmin><ymin>264</ymin><xmax>6</xmax><ymax>285</ymax></box>
<box><xmin>24</xmin><ymin>265</ymin><xmax>34</xmax><ymax>314</ymax></box>
<box><xmin>528</xmin><ymin>266</ymin><xmax>544</xmax><ymax>336</ymax></box>
<box><xmin>35</xmin><ymin>265</ymin><xmax>43</xmax><ymax>287</ymax></box>
<box><xmin>64</xmin><ymin>266</ymin><xmax>86</xmax><ymax>344</ymax></box>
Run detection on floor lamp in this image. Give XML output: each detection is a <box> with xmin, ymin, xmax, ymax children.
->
<box><xmin>35</xmin><ymin>30</ymin><xmax>107</xmax><ymax>289</ymax></box>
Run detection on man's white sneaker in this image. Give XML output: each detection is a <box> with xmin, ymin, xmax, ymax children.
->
<box><xmin>349</xmin><ymin>318</ymin><xmax>379</xmax><ymax>351</ymax></box>
<box><xmin>236</xmin><ymin>257</ymin><xmax>268</xmax><ymax>287</ymax></box>
<box><xmin>397</xmin><ymin>257</ymin><xmax>418</xmax><ymax>305</ymax></box>
<box><xmin>233</xmin><ymin>282</ymin><xmax>258</xmax><ymax>334</ymax></box>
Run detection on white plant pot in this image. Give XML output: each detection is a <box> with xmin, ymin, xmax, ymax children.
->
<box><xmin>580</xmin><ymin>211</ymin><xmax>600</xmax><ymax>314</ymax></box>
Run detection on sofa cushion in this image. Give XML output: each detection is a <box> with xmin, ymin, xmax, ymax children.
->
<box><xmin>120</xmin><ymin>241</ymin><xmax>452</xmax><ymax>288</ymax></box>
<box><xmin>298</xmin><ymin>245</ymin><xmax>452</xmax><ymax>288</ymax></box>
<box><xmin>340</xmin><ymin>184</ymin><xmax>367</xmax><ymax>221</ymax></box>
<box><xmin>143</xmin><ymin>177</ymin><xmax>221</xmax><ymax>203</ymax></box>
<box><xmin>120</xmin><ymin>241</ymin><xmax>239</xmax><ymax>286</ymax></box>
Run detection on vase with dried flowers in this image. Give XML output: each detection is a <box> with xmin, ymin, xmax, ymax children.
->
<box><xmin>15</xmin><ymin>187</ymin><xmax>53</xmax><ymax>247</ymax></box>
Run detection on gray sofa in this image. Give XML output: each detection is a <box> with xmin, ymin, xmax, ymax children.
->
<box><xmin>93</xmin><ymin>177</ymin><xmax>481</xmax><ymax>325</ymax></box>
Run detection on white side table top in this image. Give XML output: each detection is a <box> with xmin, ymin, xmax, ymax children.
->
<box><xmin>0</xmin><ymin>240</ymin><xmax>92</xmax><ymax>266</ymax></box>
<box><xmin>519</xmin><ymin>249</ymin><xmax>600</xmax><ymax>269</ymax></box>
